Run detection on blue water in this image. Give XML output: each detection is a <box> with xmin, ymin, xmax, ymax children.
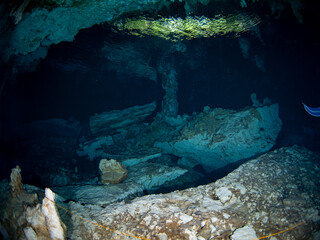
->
<box><xmin>0</xmin><ymin>2</ymin><xmax>320</xmax><ymax>191</ymax></box>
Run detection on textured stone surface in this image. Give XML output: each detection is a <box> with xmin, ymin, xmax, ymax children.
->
<box><xmin>89</xmin><ymin>101</ymin><xmax>156</xmax><ymax>136</ymax></box>
<box><xmin>1</xmin><ymin>146</ymin><xmax>320</xmax><ymax>239</ymax></box>
<box><xmin>2</xmin><ymin>0</ymin><xmax>172</xmax><ymax>61</ymax></box>
<box><xmin>121</xmin><ymin>153</ymin><xmax>162</xmax><ymax>167</ymax></box>
<box><xmin>53</xmin><ymin>182</ymin><xmax>144</xmax><ymax>206</ymax></box>
<box><xmin>230</xmin><ymin>225</ymin><xmax>258</xmax><ymax>240</ymax></box>
<box><xmin>0</xmin><ymin>176</ymin><xmax>40</xmax><ymax>239</ymax></box>
<box><xmin>126</xmin><ymin>162</ymin><xmax>187</xmax><ymax>190</ymax></box>
<box><xmin>156</xmin><ymin>104</ymin><xmax>282</xmax><ymax>171</ymax></box>
<box><xmin>9</xmin><ymin>166</ymin><xmax>24</xmax><ymax>197</ymax></box>
<box><xmin>53</xmin><ymin>162</ymin><xmax>187</xmax><ymax>205</ymax></box>
<box><xmin>99</xmin><ymin>159</ymin><xmax>128</xmax><ymax>184</ymax></box>
<box><xmin>41</xmin><ymin>188</ymin><xmax>66</xmax><ymax>240</ymax></box>
<box><xmin>63</xmin><ymin>146</ymin><xmax>320</xmax><ymax>239</ymax></box>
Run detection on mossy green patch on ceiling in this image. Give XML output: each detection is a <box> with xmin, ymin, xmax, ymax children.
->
<box><xmin>112</xmin><ymin>14</ymin><xmax>261</xmax><ymax>41</ymax></box>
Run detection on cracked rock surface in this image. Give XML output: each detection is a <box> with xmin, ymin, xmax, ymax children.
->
<box><xmin>63</xmin><ymin>145</ymin><xmax>320</xmax><ymax>239</ymax></box>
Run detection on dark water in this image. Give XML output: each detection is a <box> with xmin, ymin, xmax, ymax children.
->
<box><xmin>0</xmin><ymin>2</ymin><xmax>320</xmax><ymax>191</ymax></box>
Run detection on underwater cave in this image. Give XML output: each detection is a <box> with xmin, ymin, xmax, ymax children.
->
<box><xmin>0</xmin><ymin>0</ymin><xmax>320</xmax><ymax>239</ymax></box>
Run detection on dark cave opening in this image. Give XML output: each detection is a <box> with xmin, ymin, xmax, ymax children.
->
<box><xmin>0</xmin><ymin>3</ymin><xmax>320</xmax><ymax>199</ymax></box>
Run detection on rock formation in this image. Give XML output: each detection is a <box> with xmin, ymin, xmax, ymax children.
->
<box><xmin>53</xmin><ymin>162</ymin><xmax>187</xmax><ymax>205</ymax></box>
<box><xmin>89</xmin><ymin>101</ymin><xmax>156</xmax><ymax>136</ymax></box>
<box><xmin>99</xmin><ymin>159</ymin><xmax>128</xmax><ymax>184</ymax></box>
<box><xmin>9</xmin><ymin>165</ymin><xmax>25</xmax><ymax>197</ymax></box>
<box><xmin>0</xmin><ymin>167</ymin><xmax>66</xmax><ymax>240</ymax></box>
<box><xmin>1</xmin><ymin>0</ymin><xmax>173</xmax><ymax>62</ymax></box>
<box><xmin>156</xmin><ymin>103</ymin><xmax>282</xmax><ymax>171</ymax></box>
<box><xmin>158</xmin><ymin>63</ymin><xmax>179</xmax><ymax>119</ymax></box>
<box><xmin>1</xmin><ymin>146</ymin><xmax>319</xmax><ymax>239</ymax></box>
<box><xmin>64</xmin><ymin>146</ymin><xmax>320</xmax><ymax>239</ymax></box>
<box><xmin>24</xmin><ymin>188</ymin><xmax>66</xmax><ymax>240</ymax></box>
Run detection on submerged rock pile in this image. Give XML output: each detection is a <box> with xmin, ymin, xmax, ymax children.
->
<box><xmin>63</xmin><ymin>146</ymin><xmax>320</xmax><ymax>239</ymax></box>
<box><xmin>3</xmin><ymin>98</ymin><xmax>317</xmax><ymax>239</ymax></box>
<box><xmin>2</xmin><ymin>146</ymin><xmax>319</xmax><ymax>239</ymax></box>
<box><xmin>78</xmin><ymin>101</ymin><xmax>281</xmax><ymax>174</ymax></box>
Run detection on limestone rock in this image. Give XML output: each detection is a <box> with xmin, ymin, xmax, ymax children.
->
<box><xmin>23</xmin><ymin>226</ymin><xmax>38</xmax><ymax>240</ymax></box>
<box><xmin>99</xmin><ymin>159</ymin><xmax>128</xmax><ymax>184</ymax></box>
<box><xmin>121</xmin><ymin>152</ymin><xmax>162</xmax><ymax>167</ymax></box>
<box><xmin>230</xmin><ymin>225</ymin><xmax>258</xmax><ymax>240</ymax></box>
<box><xmin>52</xmin><ymin>162</ymin><xmax>187</xmax><ymax>205</ymax></box>
<box><xmin>10</xmin><ymin>165</ymin><xmax>24</xmax><ymax>197</ymax></box>
<box><xmin>1</xmin><ymin>147</ymin><xmax>320</xmax><ymax>239</ymax></box>
<box><xmin>2</xmin><ymin>0</ymin><xmax>172</xmax><ymax>62</ymax></box>
<box><xmin>41</xmin><ymin>188</ymin><xmax>66</xmax><ymax>240</ymax></box>
<box><xmin>156</xmin><ymin>104</ymin><xmax>282</xmax><ymax>172</ymax></box>
<box><xmin>0</xmin><ymin>169</ymin><xmax>41</xmax><ymax>240</ymax></box>
<box><xmin>25</xmin><ymin>204</ymin><xmax>50</xmax><ymax>239</ymax></box>
<box><xmin>63</xmin><ymin>146</ymin><xmax>320</xmax><ymax>240</ymax></box>
<box><xmin>24</xmin><ymin>188</ymin><xmax>66</xmax><ymax>240</ymax></box>
<box><xmin>53</xmin><ymin>182</ymin><xmax>144</xmax><ymax>206</ymax></box>
<box><xmin>89</xmin><ymin>101</ymin><xmax>156</xmax><ymax>136</ymax></box>
<box><xmin>126</xmin><ymin>162</ymin><xmax>187</xmax><ymax>190</ymax></box>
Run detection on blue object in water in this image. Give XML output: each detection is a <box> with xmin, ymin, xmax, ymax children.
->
<box><xmin>303</xmin><ymin>103</ymin><xmax>320</xmax><ymax>117</ymax></box>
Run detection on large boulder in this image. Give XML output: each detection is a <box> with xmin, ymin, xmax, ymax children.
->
<box><xmin>156</xmin><ymin>104</ymin><xmax>282</xmax><ymax>171</ymax></box>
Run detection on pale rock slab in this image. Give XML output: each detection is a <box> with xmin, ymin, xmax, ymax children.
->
<box><xmin>230</xmin><ymin>225</ymin><xmax>258</xmax><ymax>240</ymax></box>
<box><xmin>89</xmin><ymin>101</ymin><xmax>156</xmax><ymax>136</ymax></box>
<box><xmin>156</xmin><ymin>104</ymin><xmax>282</xmax><ymax>171</ymax></box>
<box><xmin>52</xmin><ymin>162</ymin><xmax>187</xmax><ymax>205</ymax></box>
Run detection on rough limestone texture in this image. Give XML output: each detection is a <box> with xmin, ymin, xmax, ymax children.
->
<box><xmin>99</xmin><ymin>159</ymin><xmax>128</xmax><ymax>184</ymax></box>
<box><xmin>126</xmin><ymin>162</ymin><xmax>188</xmax><ymax>190</ymax></box>
<box><xmin>25</xmin><ymin>204</ymin><xmax>51</xmax><ymax>239</ymax></box>
<box><xmin>1</xmin><ymin>167</ymin><xmax>38</xmax><ymax>239</ymax></box>
<box><xmin>158</xmin><ymin>63</ymin><xmax>179</xmax><ymax>118</ymax></box>
<box><xmin>53</xmin><ymin>182</ymin><xmax>143</xmax><ymax>206</ymax></box>
<box><xmin>156</xmin><ymin>104</ymin><xmax>282</xmax><ymax>171</ymax></box>
<box><xmin>89</xmin><ymin>101</ymin><xmax>156</xmax><ymax>136</ymax></box>
<box><xmin>2</xmin><ymin>0</ymin><xmax>172</xmax><ymax>61</ymax></box>
<box><xmin>0</xmin><ymin>168</ymin><xmax>65</xmax><ymax>240</ymax></box>
<box><xmin>62</xmin><ymin>146</ymin><xmax>320</xmax><ymax>239</ymax></box>
<box><xmin>78</xmin><ymin>101</ymin><xmax>161</xmax><ymax>162</ymax></box>
<box><xmin>121</xmin><ymin>152</ymin><xmax>162</xmax><ymax>167</ymax></box>
<box><xmin>24</xmin><ymin>188</ymin><xmax>66</xmax><ymax>240</ymax></box>
<box><xmin>9</xmin><ymin>165</ymin><xmax>25</xmax><ymax>197</ymax></box>
<box><xmin>53</xmin><ymin>162</ymin><xmax>187</xmax><ymax>205</ymax></box>
<box><xmin>41</xmin><ymin>188</ymin><xmax>66</xmax><ymax>240</ymax></box>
